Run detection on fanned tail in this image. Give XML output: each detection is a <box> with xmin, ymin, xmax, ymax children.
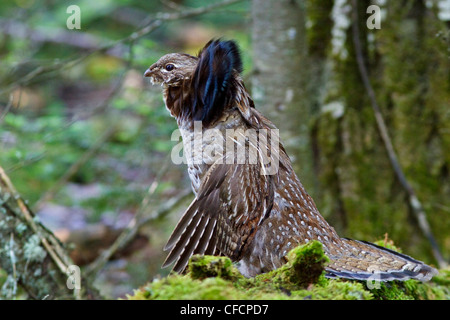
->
<box><xmin>325</xmin><ymin>239</ymin><xmax>438</xmax><ymax>282</ymax></box>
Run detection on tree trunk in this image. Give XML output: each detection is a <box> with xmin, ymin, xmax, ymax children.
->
<box><xmin>251</xmin><ymin>0</ymin><xmax>315</xmax><ymax>194</ymax></box>
<box><xmin>251</xmin><ymin>0</ymin><xmax>449</xmax><ymax>266</ymax></box>
<box><xmin>315</xmin><ymin>0</ymin><xmax>449</xmax><ymax>265</ymax></box>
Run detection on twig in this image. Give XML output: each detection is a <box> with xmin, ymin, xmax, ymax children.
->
<box><xmin>0</xmin><ymin>0</ymin><xmax>243</xmax><ymax>97</ymax></box>
<box><xmin>85</xmin><ymin>170</ymin><xmax>192</xmax><ymax>277</ymax></box>
<box><xmin>5</xmin><ymin>153</ymin><xmax>46</xmax><ymax>173</ymax></box>
<box><xmin>71</xmin><ymin>40</ymin><xmax>136</xmax><ymax>121</ymax></box>
<box><xmin>0</xmin><ymin>165</ymin><xmax>85</xmax><ymax>299</ymax></box>
<box><xmin>351</xmin><ymin>0</ymin><xmax>446</xmax><ymax>268</ymax></box>
<box><xmin>0</xmin><ymin>54</ymin><xmax>90</xmax><ymax>96</ymax></box>
<box><xmin>0</xmin><ymin>166</ymin><xmax>68</xmax><ymax>272</ymax></box>
<box><xmin>0</xmin><ymin>92</ymin><xmax>14</xmax><ymax>124</ymax></box>
<box><xmin>8</xmin><ymin>233</ymin><xmax>18</xmax><ymax>297</ymax></box>
<box><xmin>84</xmin><ymin>153</ymin><xmax>187</xmax><ymax>276</ymax></box>
<box><xmin>34</xmin><ymin>42</ymin><xmax>135</xmax><ymax>208</ymax></box>
<box><xmin>0</xmin><ymin>165</ymin><xmax>105</xmax><ymax>299</ymax></box>
<box><xmin>115</xmin><ymin>0</ymin><xmax>243</xmax><ymax>45</ymax></box>
<box><xmin>34</xmin><ymin>126</ymin><xmax>117</xmax><ymax>210</ymax></box>
<box><xmin>137</xmin><ymin>188</ymin><xmax>192</xmax><ymax>226</ymax></box>
<box><xmin>0</xmin><ymin>18</ymin><xmax>126</xmax><ymax>58</ymax></box>
<box><xmin>160</xmin><ymin>0</ymin><xmax>187</xmax><ymax>11</ymax></box>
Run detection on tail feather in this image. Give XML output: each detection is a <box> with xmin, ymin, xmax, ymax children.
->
<box><xmin>325</xmin><ymin>239</ymin><xmax>438</xmax><ymax>282</ymax></box>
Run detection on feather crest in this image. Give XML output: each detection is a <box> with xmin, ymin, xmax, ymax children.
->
<box><xmin>192</xmin><ymin>39</ymin><xmax>243</xmax><ymax>126</ymax></box>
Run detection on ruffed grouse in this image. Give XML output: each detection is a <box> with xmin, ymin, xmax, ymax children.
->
<box><xmin>144</xmin><ymin>39</ymin><xmax>438</xmax><ymax>281</ymax></box>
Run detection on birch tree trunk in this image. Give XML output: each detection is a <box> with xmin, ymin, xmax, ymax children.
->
<box><xmin>251</xmin><ymin>0</ymin><xmax>316</xmax><ymax>194</ymax></box>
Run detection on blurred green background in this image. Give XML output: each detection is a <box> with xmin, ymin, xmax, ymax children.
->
<box><xmin>0</xmin><ymin>0</ymin><xmax>250</xmax><ymax>298</ymax></box>
<box><xmin>0</xmin><ymin>0</ymin><xmax>449</xmax><ymax>299</ymax></box>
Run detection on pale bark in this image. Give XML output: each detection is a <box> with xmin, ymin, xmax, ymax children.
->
<box><xmin>251</xmin><ymin>0</ymin><xmax>315</xmax><ymax>192</ymax></box>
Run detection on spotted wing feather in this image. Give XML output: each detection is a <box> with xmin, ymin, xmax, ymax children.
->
<box><xmin>163</xmin><ymin>162</ymin><xmax>274</xmax><ymax>273</ymax></box>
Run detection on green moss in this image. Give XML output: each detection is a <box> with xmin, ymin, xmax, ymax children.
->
<box><xmin>373</xmin><ymin>236</ymin><xmax>402</xmax><ymax>253</ymax></box>
<box><xmin>131</xmin><ymin>276</ymin><xmax>246</xmax><ymax>300</ymax></box>
<box><xmin>362</xmin><ymin>239</ymin><xmax>449</xmax><ymax>300</ymax></box>
<box><xmin>365</xmin><ymin>275</ymin><xmax>450</xmax><ymax>301</ymax></box>
<box><xmin>128</xmin><ymin>240</ymin><xmax>449</xmax><ymax>300</ymax></box>
<box><xmin>368</xmin><ymin>281</ymin><xmax>415</xmax><ymax>300</ymax></box>
<box><xmin>188</xmin><ymin>255</ymin><xmax>242</xmax><ymax>281</ymax></box>
<box><xmin>261</xmin><ymin>240</ymin><xmax>330</xmax><ymax>289</ymax></box>
<box><xmin>431</xmin><ymin>268</ymin><xmax>450</xmax><ymax>287</ymax></box>
<box><xmin>286</xmin><ymin>240</ymin><xmax>329</xmax><ymax>286</ymax></box>
<box><xmin>128</xmin><ymin>241</ymin><xmax>370</xmax><ymax>300</ymax></box>
<box><xmin>306</xmin><ymin>0</ymin><xmax>334</xmax><ymax>59</ymax></box>
<box><xmin>299</xmin><ymin>279</ymin><xmax>373</xmax><ymax>300</ymax></box>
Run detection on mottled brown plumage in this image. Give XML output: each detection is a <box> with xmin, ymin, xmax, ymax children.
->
<box><xmin>144</xmin><ymin>39</ymin><xmax>438</xmax><ymax>281</ymax></box>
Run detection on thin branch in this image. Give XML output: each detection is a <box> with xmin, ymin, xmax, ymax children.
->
<box><xmin>0</xmin><ymin>18</ymin><xmax>126</xmax><ymax>58</ymax></box>
<box><xmin>0</xmin><ymin>92</ymin><xmax>14</xmax><ymax>124</ymax></box>
<box><xmin>10</xmin><ymin>42</ymin><xmax>134</xmax><ymax>194</ymax></box>
<box><xmin>0</xmin><ymin>166</ymin><xmax>67</xmax><ymax>272</ymax></box>
<box><xmin>0</xmin><ymin>165</ymin><xmax>89</xmax><ymax>299</ymax></box>
<box><xmin>160</xmin><ymin>0</ymin><xmax>188</xmax><ymax>12</ymax></box>
<box><xmin>85</xmin><ymin>150</ymin><xmax>192</xmax><ymax>278</ymax></box>
<box><xmin>84</xmin><ymin>153</ymin><xmax>187</xmax><ymax>276</ymax></box>
<box><xmin>85</xmin><ymin>188</ymin><xmax>192</xmax><ymax>277</ymax></box>
<box><xmin>0</xmin><ymin>0</ymin><xmax>243</xmax><ymax>97</ymax></box>
<box><xmin>34</xmin><ymin>126</ymin><xmax>117</xmax><ymax>210</ymax></box>
<box><xmin>1</xmin><ymin>165</ymin><xmax>105</xmax><ymax>299</ymax></box>
<box><xmin>137</xmin><ymin>188</ymin><xmax>193</xmax><ymax>227</ymax></box>
<box><xmin>115</xmin><ymin>0</ymin><xmax>243</xmax><ymax>45</ymax></box>
<box><xmin>351</xmin><ymin>0</ymin><xmax>446</xmax><ymax>268</ymax></box>
<box><xmin>0</xmin><ymin>54</ymin><xmax>90</xmax><ymax>96</ymax></box>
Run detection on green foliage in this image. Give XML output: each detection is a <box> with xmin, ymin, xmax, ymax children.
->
<box><xmin>0</xmin><ymin>0</ymin><xmax>250</xmax><ymax>298</ymax></box>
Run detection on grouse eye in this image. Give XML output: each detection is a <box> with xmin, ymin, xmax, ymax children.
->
<box><xmin>165</xmin><ymin>64</ymin><xmax>175</xmax><ymax>71</ymax></box>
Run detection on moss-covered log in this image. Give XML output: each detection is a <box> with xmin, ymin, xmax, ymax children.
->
<box><xmin>0</xmin><ymin>166</ymin><xmax>100</xmax><ymax>299</ymax></box>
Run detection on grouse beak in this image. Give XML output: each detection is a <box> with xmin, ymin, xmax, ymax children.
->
<box><xmin>144</xmin><ymin>65</ymin><xmax>161</xmax><ymax>85</ymax></box>
<box><xmin>144</xmin><ymin>68</ymin><xmax>152</xmax><ymax>78</ymax></box>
